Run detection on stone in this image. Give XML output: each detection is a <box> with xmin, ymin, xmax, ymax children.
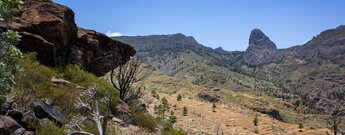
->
<box><xmin>30</xmin><ymin>102</ymin><xmax>65</xmax><ymax>126</ymax></box>
<box><xmin>197</xmin><ymin>92</ymin><xmax>221</xmax><ymax>103</ymax></box>
<box><xmin>21</xmin><ymin>110</ymin><xmax>39</xmax><ymax>131</ymax></box>
<box><xmin>0</xmin><ymin>0</ymin><xmax>135</xmax><ymax>76</ymax></box>
<box><xmin>112</xmin><ymin>100</ymin><xmax>131</xmax><ymax>124</ymax></box>
<box><xmin>6</xmin><ymin>110</ymin><xmax>23</xmax><ymax>126</ymax></box>
<box><xmin>0</xmin><ymin>115</ymin><xmax>22</xmax><ymax>135</ymax></box>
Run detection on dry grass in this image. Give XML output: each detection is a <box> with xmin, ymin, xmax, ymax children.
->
<box><xmin>146</xmin><ymin>93</ymin><xmax>330</xmax><ymax>135</ymax></box>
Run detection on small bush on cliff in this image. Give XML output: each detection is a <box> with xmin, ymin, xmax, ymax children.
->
<box><xmin>35</xmin><ymin>121</ymin><xmax>65</xmax><ymax>135</ymax></box>
<box><xmin>60</xmin><ymin>65</ymin><xmax>119</xmax><ymax>107</ymax></box>
<box><xmin>161</xmin><ymin>126</ymin><xmax>186</xmax><ymax>135</ymax></box>
<box><xmin>13</xmin><ymin>53</ymin><xmax>77</xmax><ymax>115</ymax></box>
<box><xmin>131</xmin><ymin>105</ymin><xmax>158</xmax><ymax>132</ymax></box>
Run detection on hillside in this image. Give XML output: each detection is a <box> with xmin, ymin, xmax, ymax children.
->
<box><xmin>113</xmin><ymin>26</ymin><xmax>345</xmax><ymax>113</ymax></box>
<box><xmin>140</xmin><ymin>69</ymin><xmax>332</xmax><ymax>134</ymax></box>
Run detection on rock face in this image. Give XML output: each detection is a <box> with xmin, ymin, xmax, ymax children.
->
<box><xmin>0</xmin><ymin>0</ymin><xmax>135</xmax><ymax>76</ymax></box>
<box><xmin>244</xmin><ymin>29</ymin><xmax>282</xmax><ymax>66</ymax></box>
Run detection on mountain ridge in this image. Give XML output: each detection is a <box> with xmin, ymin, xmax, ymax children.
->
<box><xmin>113</xmin><ymin>25</ymin><xmax>345</xmax><ymax>112</ymax></box>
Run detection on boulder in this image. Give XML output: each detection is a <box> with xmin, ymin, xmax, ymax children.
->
<box><xmin>112</xmin><ymin>100</ymin><xmax>131</xmax><ymax>124</ymax></box>
<box><xmin>0</xmin><ymin>115</ymin><xmax>22</xmax><ymax>135</ymax></box>
<box><xmin>244</xmin><ymin>29</ymin><xmax>282</xmax><ymax>66</ymax></box>
<box><xmin>30</xmin><ymin>102</ymin><xmax>65</xmax><ymax>126</ymax></box>
<box><xmin>6</xmin><ymin>110</ymin><xmax>23</xmax><ymax>125</ymax></box>
<box><xmin>21</xmin><ymin>111</ymin><xmax>39</xmax><ymax>131</ymax></box>
<box><xmin>0</xmin><ymin>0</ymin><xmax>135</xmax><ymax>76</ymax></box>
<box><xmin>197</xmin><ymin>92</ymin><xmax>221</xmax><ymax>103</ymax></box>
<box><xmin>251</xmin><ymin>108</ymin><xmax>286</xmax><ymax>122</ymax></box>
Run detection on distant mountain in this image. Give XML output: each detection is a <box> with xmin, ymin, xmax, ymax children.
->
<box><xmin>114</xmin><ymin>33</ymin><xmax>243</xmax><ymax>69</ymax></box>
<box><xmin>113</xmin><ymin>26</ymin><xmax>345</xmax><ymax>112</ymax></box>
<box><xmin>242</xmin><ymin>26</ymin><xmax>345</xmax><ymax>111</ymax></box>
<box><xmin>113</xmin><ymin>33</ymin><xmax>284</xmax><ymax>97</ymax></box>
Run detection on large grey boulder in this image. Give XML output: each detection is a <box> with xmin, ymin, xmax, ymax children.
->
<box><xmin>30</xmin><ymin>102</ymin><xmax>65</xmax><ymax>126</ymax></box>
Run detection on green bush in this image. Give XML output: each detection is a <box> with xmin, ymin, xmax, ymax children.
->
<box><xmin>131</xmin><ymin>105</ymin><xmax>158</xmax><ymax>132</ymax></box>
<box><xmin>253</xmin><ymin>116</ymin><xmax>259</xmax><ymax>126</ymax></box>
<box><xmin>182</xmin><ymin>106</ymin><xmax>188</xmax><ymax>116</ymax></box>
<box><xmin>132</xmin><ymin>112</ymin><xmax>158</xmax><ymax>132</ymax></box>
<box><xmin>212</xmin><ymin>102</ymin><xmax>216</xmax><ymax>112</ymax></box>
<box><xmin>177</xmin><ymin>94</ymin><xmax>182</xmax><ymax>101</ymax></box>
<box><xmin>35</xmin><ymin>121</ymin><xmax>65</xmax><ymax>135</ymax></box>
<box><xmin>299</xmin><ymin>123</ymin><xmax>304</xmax><ymax>132</ymax></box>
<box><xmin>60</xmin><ymin>65</ymin><xmax>119</xmax><ymax>107</ymax></box>
<box><xmin>161</xmin><ymin>126</ymin><xmax>186</xmax><ymax>135</ymax></box>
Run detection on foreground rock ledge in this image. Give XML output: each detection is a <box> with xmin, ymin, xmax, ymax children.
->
<box><xmin>0</xmin><ymin>0</ymin><xmax>136</xmax><ymax>76</ymax></box>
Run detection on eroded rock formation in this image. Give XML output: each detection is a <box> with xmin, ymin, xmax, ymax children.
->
<box><xmin>0</xmin><ymin>0</ymin><xmax>135</xmax><ymax>76</ymax></box>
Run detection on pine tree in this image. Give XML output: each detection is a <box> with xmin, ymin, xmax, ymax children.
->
<box><xmin>182</xmin><ymin>106</ymin><xmax>188</xmax><ymax>116</ymax></box>
<box><xmin>212</xmin><ymin>102</ymin><xmax>216</xmax><ymax>112</ymax></box>
<box><xmin>161</xmin><ymin>97</ymin><xmax>170</xmax><ymax>119</ymax></box>
<box><xmin>177</xmin><ymin>93</ymin><xmax>182</xmax><ymax>101</ymax></box>
<box><xmin>253</xmin><ymin>116</ymin><xmax>259</xmax><ymax>126</ymax></box>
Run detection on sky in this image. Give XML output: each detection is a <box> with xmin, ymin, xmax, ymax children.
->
<box><xmin>53</xmin><ymin>0</ymin><xmax>345</xmax><ymax>51</ymax></box>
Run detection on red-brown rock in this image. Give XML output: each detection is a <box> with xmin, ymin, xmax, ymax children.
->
<box><xmin>1</xmin><ymin>0</ymin><xmax>135</xmax><ymax>76</ymax></box>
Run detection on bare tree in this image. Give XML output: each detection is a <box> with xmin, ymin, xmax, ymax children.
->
<box><xmin>110</xmin><ymin>57</ymin><xmax>150</xmax><ymax>103</ymax></box>
<box><xmin>327</xmin><ymin>107</ymin><xmax>344</xmax><ymax>135</ymax></box>
<box><xmin>66</xmin><ymin>87</ymin><xmax>110</xmax><ymax>135</ymax></box>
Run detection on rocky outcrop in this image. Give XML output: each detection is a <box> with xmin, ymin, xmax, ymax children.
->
<box><xmin>0</xmin><ymin>0</ymin><xmax>135</xmax><ymax>76</ymax></box>
<box><xmin>197</xmin><ymin>92</ymin><xmax>221</xmax><ymax>103</ymax></box>
<box><xmin>244</xmin><ymin>29</ymin><xmax>282</xmax><ymax>66</ymax></box>
<box><xmin>251</xmin><ymin>108</ymin><xmax>286</xmax><ymax>122</ymax></box>
<box><xmin>0</xmin><ymin>115</ymin><xmax>33</xmax><ymax>135</ymax></box>
<box><xmin>30</xmin><ymin>102</ymin><xmax>65</xmax><ymax>126</ymax></box>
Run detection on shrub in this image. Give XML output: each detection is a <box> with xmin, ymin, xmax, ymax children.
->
<box><xmin>299</xmin><ymin>123</ymin><xmax>304</xmax><ymax>132</ymax></box>
<box><xmin>182</xmin><ymin>106</ymin><xmax>188</xmax><ymax>116</ymax></box>
<box><xmin>60</xmin><ymin>65</ymin><xmax>119</xmax><ymax>107</ymax></box>
<box><xmin>253</xmin><ymin>116</ymin><xmax>259</xmax><ymax>126</ymax></box>
<box><xmin>131</xmin><ymin>105</ymin><xmax>158</xmax><ymax>132</ymax></box>
<box><xmin>212</xmin><ymin>102</ymin><xmax>216</xmax><ymax>112</ymax></box>
<box><xmin>132</xmin><ymin>112</ymin><xmax>158</xmax><ymax>132</ymax></box>
<box><xmin>35</xmin><ymin>121</ymin><xmax>65</xmax><ymax>135</ymax></box>
<box><xmin>161</xmin><ymin>126</ymin><xmax>186</xmax><ymax>135</ymax></box>
<box><xmin>151</xmin><ymin>90</ymin><xmax>159</xmax><ymax>99</ymax></box>
<box><xmin>173</xmin><ymin>104</ymin><xmax>177</xmax><ymax>110</ymax></box>
<box><xmin>0</xmin><ymin>0</ymin><xmax>23</xmax><ymax>95</ymax></box>
<box><xmin>168</xmin><ymin>111</ymin><xmax>177</xmax><ymax>124</ymax></box>
<box><xmin>161</xmin><ymin>97</ymin><xmax>170</xmax><ymax>119</ymax></box>
<box><xmin>254</xmin><ymin>128</ymin><xmax>259</xmax><ymax>134</ymax></box>
<box><xmin>60</xmin><ymin>65</ymin><xmax>117</xmax><ymax>95</ymax></box>
<box><xmin>177</xmin><ymin>94</ymin><xmax>182</xmax><ymax>101</ymax></box>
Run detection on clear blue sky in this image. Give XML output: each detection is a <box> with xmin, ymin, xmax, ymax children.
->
<box><xmin>53</xmin><ymin>0</ymin><xmax>345</xmax><ymax>51</ymax></box>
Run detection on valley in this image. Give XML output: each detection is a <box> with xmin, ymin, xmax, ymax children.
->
<box><xmin>0</xmin><ymin>0</ymin><xmax>344</xmax><ymax>135</ymax></box>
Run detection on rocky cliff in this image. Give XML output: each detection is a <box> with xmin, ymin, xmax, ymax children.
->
<box><xmin>0</xmin><ymin>0</ymin><xmax>135</xmax><ymax>76</ymax></box>
<box><xmin>244</xmin><ymin>29</ymin><xmax>282</xmax><ymax>66</ymax></box>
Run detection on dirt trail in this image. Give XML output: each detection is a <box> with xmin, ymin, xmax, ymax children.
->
<box><xmin>148</xmin><ymin>93</ymin><xmax>330</xmax><ymax>135</ymax></box>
